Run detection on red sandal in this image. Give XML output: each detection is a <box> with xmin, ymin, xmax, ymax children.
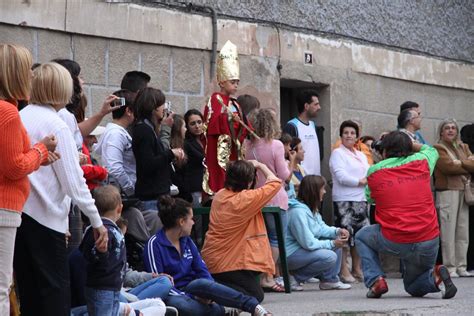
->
<box><xmin>261</xmin><ymin>282</ymin><xmax>285</xmax><ymax>293</ymax></box>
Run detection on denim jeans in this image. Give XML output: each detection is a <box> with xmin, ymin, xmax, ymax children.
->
<box><xmin>287</xmin><ymin>247</ymin><xmax>342</xmax><ymax>283</ymax></box>
<box><xmin>355</xmin><ymin>224</ymin><xmax>440</xmax><ymax>297</ymax></box>
<box><xmin>128</xmin><ymin>276</ymin><xmax>172</xmax><ymax>300</ymax></box>
<box><xmin>141</xmin><ymin>200</ymin><xmax>159</xmax><ymax>212</ymax></box>
<box><xmin>264</xmin><ymin>209</ymin><xmax>288</xmax><ymax>247</ymax></box>
<box><xmin>84</xmin><ymin>287</ymin><xmax>120</xmax><ymax>316</ymax></box>
<box><xmin>166</xmin><ymin>278</ymin><xmax>259</xmax><ymax>316</ymax></box>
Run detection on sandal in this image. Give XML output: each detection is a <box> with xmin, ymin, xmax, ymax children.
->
<box><xmin>261</xmin><ymin>283</ymin><xmax>285</xmax><ymax>293</ymax></box>
<box><xmin>352</xmin><ymin>273</ymin><xmax>364</xmax><ymax>282</ymax></box>
<box><xmin>339</xmin><ymin>274</ymin><xmax>357</xmax><ymax>284</ymax></box>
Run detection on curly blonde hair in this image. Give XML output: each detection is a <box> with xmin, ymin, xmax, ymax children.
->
<box><xmin>250</xmin><ymin>108</ymin><xmax>281</xmax><ymax>141</ymax></box>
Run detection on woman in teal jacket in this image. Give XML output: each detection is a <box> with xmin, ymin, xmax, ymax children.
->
<box><xmin>286</xmin><ymin>175</ymin><xmax>352</xmax><ymax>290</ymax></box>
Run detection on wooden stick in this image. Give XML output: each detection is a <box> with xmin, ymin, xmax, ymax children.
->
<box><xmin>216</xmin><ymin>95</ymin><xmax>260</xmax><ymax>140</ymax></box>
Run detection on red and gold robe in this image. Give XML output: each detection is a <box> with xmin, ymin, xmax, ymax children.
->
<box><xmin>203</xmin><ymin>92</ymin><xmax>249</xmax><ymax>194</ymax></box>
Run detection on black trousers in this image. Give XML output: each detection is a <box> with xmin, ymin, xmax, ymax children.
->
<box><xmin>468</xmin><ymin>205</ymin><xmax>474</xmax><ymax>270</ymax></box>
<box><xmin>212</xmin><ymin>270</ymin><xmax>264</xmax><ymax>303</ymax></box>
<box><xmin>14</xmin><ymin>213</ymin><xmax>70</xmax><ymax>316</ymax></box>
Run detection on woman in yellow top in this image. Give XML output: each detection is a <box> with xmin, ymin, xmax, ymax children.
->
<box><xmin>201</xmin><ymin>160</ymin><xmax>281</xmax><ymax>308</ymax></box>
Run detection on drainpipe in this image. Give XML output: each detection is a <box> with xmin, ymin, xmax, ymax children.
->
<box><xmin>184</xmin><ymin>3</ymin><xmax>217</xmax><ymax>83</ymax></box>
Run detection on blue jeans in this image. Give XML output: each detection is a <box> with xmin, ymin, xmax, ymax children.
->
<box><xmin>287</xmin><ymin>247</ymin><xmax>342</xmax><ymax>283</ymax></box>
<box><xmin>84</xmin><ymin>288</ymin><xmax>120</xmax><ymax>316</ymax></box>
<box><xmin>141</xmin><ymin>199</ymin><xmax>159</xmax><ymax>212</ymax></box>
<box><xmin>129</xmin><ymin>276</ymin><xmax>172</xmax><ymax>300</ymax></box>
<box><xmin>264</xmin><ymin>209</ymin><xmax>288</xmax><ymax>247</ymax></box>
<box><xmin>70</xmin><ymin>305</ymin><xmax>88</xmax><ymax>316</ymax></box>
<box><xmin>166</xmin><ymin>278</ymin><xmax>260</xmax><ymax>316</ymax></box>
<box><xmin>355</xmin><ymin>224</ymin><xmax>440</xmax><ymax>297</ymax></box>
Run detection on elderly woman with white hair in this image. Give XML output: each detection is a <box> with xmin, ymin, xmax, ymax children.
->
<box><xmin>434</xmin><ymin>119</ymin><xmax>474</xmax><ymax>278</ymax></box>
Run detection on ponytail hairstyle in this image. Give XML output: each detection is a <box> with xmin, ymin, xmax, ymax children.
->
<box><xmin>158</xmin><ymin>196</ymin><xmax>192</xmax><ymax>229</ymax></box>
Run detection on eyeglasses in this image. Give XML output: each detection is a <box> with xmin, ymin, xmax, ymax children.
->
<box><xmin>188</xmin><ymin>120</ymin><xmax>203</xmax><ymax>126</ymax></box>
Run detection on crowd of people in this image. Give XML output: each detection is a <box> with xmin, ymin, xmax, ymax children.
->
<box><xmin>1</xmin><ymin>39</ymin><xmax>474</xmax><ymax>316</ymax></box>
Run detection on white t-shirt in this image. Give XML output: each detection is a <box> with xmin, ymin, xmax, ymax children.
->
<box><xmin>58</xmin><ymin>108</ymin><xmax>83</xmax><ymax>150</ymax></box>
<box><xmin>284</xmin><ymin>118</ymin><xmax>321</xmax><ymax>175</ymax></box>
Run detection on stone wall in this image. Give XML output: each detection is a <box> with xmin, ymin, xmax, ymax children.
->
<box><xmin>0</xmin><ymin>24</ymin><xmax>209</xmax><ymax>121</ymax></box>
<box><xmin>186</xmin><ymin>0</ymin><xmax>474</xmax><ymax>63</ymax></box>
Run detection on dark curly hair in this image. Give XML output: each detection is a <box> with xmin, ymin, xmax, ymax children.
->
<box><xmin>339</xmin><ymin>120</ymin><xmax>359</xmax><ymax>138</ymax></box>
<box><xmin>51</xmin><ymin>59</ymin><xmax>82</xmax><ymax>115</ymax></box>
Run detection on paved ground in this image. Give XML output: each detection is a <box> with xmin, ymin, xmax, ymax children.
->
<box><xmin>250</xmin><ymin>277</ymin><xmax>474</xmax><ymax>316</ymax></box>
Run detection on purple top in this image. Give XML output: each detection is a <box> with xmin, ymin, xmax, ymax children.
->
<box><xmin>244</xmin><ymin>139</ymin><xmax>290</xmax><ymax>210</ymax></box>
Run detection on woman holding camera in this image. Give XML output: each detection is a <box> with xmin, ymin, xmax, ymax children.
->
<box><xmin>132</xmin><ymin>87</ymin><xmax>184</xmax><ymax>211</ymax></box>
<box><xmin>329</xmin><ymin>120</ymin><xmax>370</xmax><ymax>283</ymax></box>
<box><xmin>286</xmin><ymin>175</ymin><xmax>351</xmax><ymax>290</ymax></box>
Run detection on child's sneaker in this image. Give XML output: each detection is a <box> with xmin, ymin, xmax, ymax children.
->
<box><xmin>319</xmin><ymin>281</ymin><xmax>351</xmax><ymax>290</ymax></box>
<box><xmin>274</xmin><ymin>276</ymin><xmax>284</xmax><ymax>286</ymax></box>
<box><xmin>305</xmin><ymin>277</ymin><xmax>319</xmax><ymax>283</ymax></box>
<box><xmin>225</xmin><ymin>307</ymin><xmax>242</xmax><ymax>316</ymax></box>
<box><xmin>253</xmin><ymin>304</ymin><xmax>272</xmax><ymax>316</ymax></box>
<box><xmin>366</xmin><ymin>276</ymin><xmax>388</xmax><ymax>298</ymax></box>
<box><xmin>289</xmin><ymin>275</ymin><xmax>304</xmax><ymax>291</ymax></box>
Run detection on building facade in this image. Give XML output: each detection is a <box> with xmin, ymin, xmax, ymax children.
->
<box><xmin>1</xmin><ymin>0</ymin><xmax>473</xmax><ymax>208</ymax></box>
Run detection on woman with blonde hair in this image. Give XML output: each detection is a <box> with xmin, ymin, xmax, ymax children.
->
<box><xmin>15</xmin><ymin>62</ymin><xmax>107</xmax><ymax>316</ymax></box>
<box><xmin>244</xmin><ymin>108</ymin><xmax>290</xmax><ymax>291</ymax></box>
<box><xmin>434</xmin><ymin>118</ymin><xmax>474</xmax><ymax>277</ymax></box>
<box><xmin>0</xmin><ymin>44</ymin><xmax>58</xmax><ymax>314</ymax></box>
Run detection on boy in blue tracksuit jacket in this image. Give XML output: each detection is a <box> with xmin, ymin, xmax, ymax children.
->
<box><xmin>80</xmin><ymin>185</ymin><xmax>127</xmax><ymax>316</ymax></box>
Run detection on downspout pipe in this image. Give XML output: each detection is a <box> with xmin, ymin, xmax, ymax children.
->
<box><xmin>185</xmin><ymin>3</ymin><xmax>217</xmax><ymax>83</ymax></box>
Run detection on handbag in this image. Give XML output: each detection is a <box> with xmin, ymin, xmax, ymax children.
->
<box><xmin>438</xmin><ymin>143</ymin><xmax>474</xmax><ymax>206</ymax></box>
<box><xmin>462</xmin><ymin>176</ymin><xmax>474</xmax><ymax>206</ymax></box>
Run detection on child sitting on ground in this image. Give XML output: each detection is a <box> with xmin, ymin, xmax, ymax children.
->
<box><xmin>116</xmin><ymin>217</ymin><xmax>173</xmax><ymax>304</ymax></box>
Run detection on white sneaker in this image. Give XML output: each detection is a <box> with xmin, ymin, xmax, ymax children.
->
<box><xmin>225</xmin><ymin>307</ymin><xmax>242</xmax><ymax>316</ymax></box>
<box><xmin>305</xmin><ymin>277</ymin><xmax>320</xmax><ymax>283</ymax></box>
<box><xmin>319</xmin><ymin>281</ymin><xmax>352</xmax><ymax>290</ymax></box>
<box><xmin>253</xmin><ymin>304</ymin><xmax>271</xmax><ymax>316</ymax></box>
<box><xmin>449</xmin><ymin>271</ymin><xmax>460</xmax><ymax>278</ymax></box>
<box><xmin>274</xmin><ymin>276</ymin><xmax>284</xmax><ymax>286</ymax></box>
<box><xmin>457</xmin><ymin>270</ymin><xmax>474</xmax><ymax>277</ymax></box>
<box><xmin>289</xmin><ymin>275</ymin><xmax>304</xmax><ymax>291</ymax></box>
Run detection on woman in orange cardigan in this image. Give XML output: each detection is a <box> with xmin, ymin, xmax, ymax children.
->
<box><xmin>0</xmin><ymin>44</ymin><xmax>57</xmax><ymax>314</ymax></box>
<box><xmin>201</xmin><ymin>160</ymin><xmax>281</xmax><ymax>310</ymax></box>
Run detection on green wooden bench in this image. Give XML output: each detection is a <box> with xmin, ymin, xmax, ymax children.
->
<box><xmin>193</xmin><ymin>206</ymin><xmax>291</xmax><ymax>293</ymax></box>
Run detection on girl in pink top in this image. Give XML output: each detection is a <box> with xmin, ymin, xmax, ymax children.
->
<box><xmin>244</xmin><ymin>108</ymin><xmax>290</xmax><ymax>292</ymax></box>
